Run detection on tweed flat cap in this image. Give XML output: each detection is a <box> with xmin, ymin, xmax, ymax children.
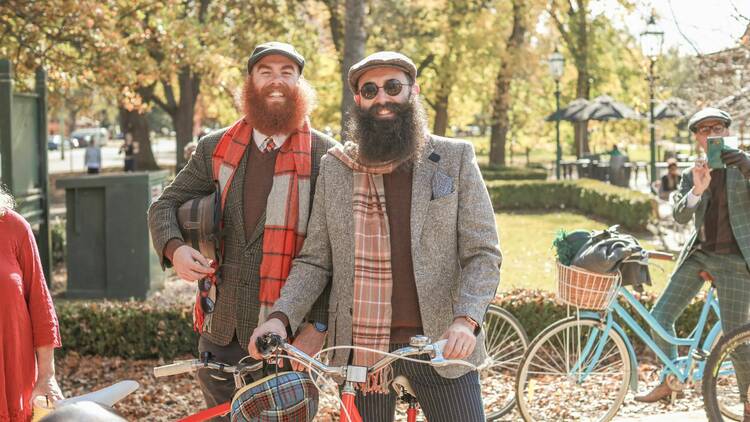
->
<box><xmin>247</xmin><ymin>42</ymin><xmax>305</xmax><ymax>74</ymax></box>
<box><xmin>687</xmin><ymin>107</ymin><xmax>732</xmax><ymax>133</ymax></box>
<box><xmin>347</xmin><ymin>51</ymin><xmax>417</xmax><ymax>94</ymax></box>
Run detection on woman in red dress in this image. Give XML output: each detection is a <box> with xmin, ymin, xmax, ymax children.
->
<box><xmin>0</xmin><ymin>188</ymin><xmax>62</xmax><ymax>421</ymax></box>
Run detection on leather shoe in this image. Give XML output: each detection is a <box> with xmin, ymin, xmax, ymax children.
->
<box><xmin>634</xmin><ymin>381</ymin><xmax>683</xmax><ymax>403</ymax></box>
<box><xmin>743</xmin><ymin>401</ymin><xmax>749</xmax><ymax>422</ymax></box>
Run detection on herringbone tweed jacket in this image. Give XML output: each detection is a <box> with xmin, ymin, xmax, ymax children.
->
<box><xmin>148</xmin><ymin>127</ymin><xmax>336</xmax><ymax>348</ymax></box>
<box><xmin>672</xmin><ymin>166</ymin><xmax>750</xmax><ymax>270</ymax></box>
<box><xmin>272</xmin><ymin>136</ymin><xmax>502</xmax><ymax>379</ymax></box>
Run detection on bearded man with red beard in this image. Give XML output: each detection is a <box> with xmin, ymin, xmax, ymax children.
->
<box><xmin>148</xmin><ymin>42</ymin><xmax>336</xmax><ymax>415</ymax></box>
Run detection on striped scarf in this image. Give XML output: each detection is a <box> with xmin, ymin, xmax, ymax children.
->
<box><xmin>329</xmin><ymin>143</ymin><xmax>403</xmax><ymax>393</ymax></box>
<box><xmin>204</xmin><ymin>116</ymin><xmax>311</xmax><ymax>332</ymax></box>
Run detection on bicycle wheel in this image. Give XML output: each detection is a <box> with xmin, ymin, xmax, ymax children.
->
<box><xmin>515</xmin><ymin>316</ymin><xmax>631</xmax><ymax>422</ymax></box>
<box><xmin>481</xmin><ymin>305</ymin><xmax>529</xmax><ymax>421</ymax></box>
<box><xmin>703</xmin><ymin>322</ymin><xmax>750</xmax><ymax>421</ymax></box>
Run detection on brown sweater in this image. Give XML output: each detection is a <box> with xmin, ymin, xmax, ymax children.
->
<box><xmin>700</xmin><ymin>169</ymin><xmax>741</xmax><ymax>255</ymax></box>
<box><xmin>383</xmin><ymin>163</ymin><xmax>423</xmax><ymax>343</ymax></box>
<box><xmin>164</xmin><ymin>145</ymin><xmax>279</xmax><ymax>261</ymax></box>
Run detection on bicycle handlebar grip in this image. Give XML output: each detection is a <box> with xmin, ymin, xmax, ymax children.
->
<box><xmin>256</xmin><ymin>333</ymin><xmax>283</xmax><ymax>355</ymax></box>
<box><xmin>153</xmin><ymin>360</ymin><xmax>195</xmax><ymax>378</ymax></box>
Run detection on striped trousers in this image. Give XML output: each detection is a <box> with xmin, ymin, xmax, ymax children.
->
<box><xmin>650</xmin><ymin>249</ymin><xmax>750</xmax><ymax>401</ymax></box>
<box><xmin>353</xmin><ymin>343</ymin><xmax>485</xmax><ymax>422</ymax></box>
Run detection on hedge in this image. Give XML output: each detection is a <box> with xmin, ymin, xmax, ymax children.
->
<box><xmin>486</xmin><ymin>179</ymin><xmax>656</xmax><ymax>231</ymax></box>
<box><xmin>479</xmin><ymin>165</ymin><xmax>548</xmax><ymax>181</ymax></box>
<box><xmin>56</xmin><ymin>300</ymin><xmax>198</xmax><ymax>359</ymax></box>
<box><xmin>56</xmin><ymin>288</ymin><xmax>713</xmax><ymax>359</ymax></box>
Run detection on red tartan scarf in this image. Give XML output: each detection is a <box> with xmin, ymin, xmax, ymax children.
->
<box><xmin>329</xmin><ymin>143</ymin><xmax>405</xmax><ymax>393</ymax></box>
<box><xmin>193</xmin><ymin>116</ymin><xmax>311</xmax><ymax>333</ymax></box>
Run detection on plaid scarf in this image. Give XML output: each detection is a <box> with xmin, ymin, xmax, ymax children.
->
<box><xmin>199</xmin><ymin>116</ymin><xmax>311</xmax><ymax>332</ymax></box>
<box><xmin>329</xmin><ymin>143</ymin><xmax>404</xmax><ymax>393</ymax></box>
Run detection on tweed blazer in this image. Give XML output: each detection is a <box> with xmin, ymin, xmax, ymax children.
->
<box><xmin>271</xmin><ymin>135</ymin><xmax>502</xmax><ymax>378</ymax></box>
<box><xmin>671</xmin><ymin>165</ymin><xmax>750</xmax><ymax>270</ymax></box>
<box><xmin>148</xmin><ymin>127</ymin><xmax>336</xmax><ymax>348</ymax></box>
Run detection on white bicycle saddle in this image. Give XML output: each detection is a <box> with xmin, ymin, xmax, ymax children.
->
<box><xmin>56</xmin><ymin>380</ymin><xmax>140</xmax><ymax>407</ymax></box>
<box><xmin>391</xmin><ymin>375</ymin><xmax>416</xmax><ymax>397</ymax></box>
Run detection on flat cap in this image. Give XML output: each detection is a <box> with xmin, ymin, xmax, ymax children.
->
<box><xmin>247</xmin><ymin>42</ymin><xmax>305</xmax><ymax>74</ymax></box>
<box><xmin>687</xmin><ymin>107</ymin><xmax>732</xmax><ymax>132</ymax></box>
<box><xmin>347</xmin><ymin>51</ymin><xmax>417</xmax><ymax>94</ymax></box>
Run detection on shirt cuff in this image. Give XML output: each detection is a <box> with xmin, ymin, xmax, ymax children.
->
<box><xmin>268</xmin><ymin>311</ymin><xmax>290</xmax><ymax>328</ymax></box>
<box><xmin>164</xmin><ymin>238</ymin><xmax>186</xmax><ymax>263</ymax></box>
<box><xmin>686</xmin><ymin>190</ymin><xmax>701</xmax><ymax>208</ymax></box>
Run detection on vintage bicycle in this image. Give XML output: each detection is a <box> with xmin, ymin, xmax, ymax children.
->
<box><xmin>154</xmin><ymin>303</ymin><xmax>528</xmax><ymax>421</ymax></box>
<box><xmin>514</xmin><ymin>250</ymin><xmax>735</xmax><ymax>421</ymax></box>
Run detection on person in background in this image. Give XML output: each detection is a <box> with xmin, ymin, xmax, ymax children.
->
<box><xmin>0</xmin><ymin>186</ymin><xmax>63</xmax><ymax>421</ymax></box>
<box><xmin>119</xmin><ymin>134</ymin><xmax>136</xmax><ymax>172</ymax></box>
<box><xmin>658</xmin><ymin>158</ymin><xmax>681</xmax><ymax>200</ymax></box>
<box><xmin>84</xmin><ymin>139</ymin><xmax>102</xmax><ymax>174</ymax></box>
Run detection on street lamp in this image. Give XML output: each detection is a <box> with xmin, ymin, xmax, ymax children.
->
<box><xmin>640</xmin><ymin>12</ymin><xmax>664</xmax><ymax>184</ymax></box>
<box><xmin>548</xmin><ymin>47</ymin><xmax>565</xmax><ymax>180</ymax></box>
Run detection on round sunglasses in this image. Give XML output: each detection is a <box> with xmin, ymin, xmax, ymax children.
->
<box><xmin>358</xmin><ymin>79</ymin><xmax>411</xmax><ymax>100</ymax></box>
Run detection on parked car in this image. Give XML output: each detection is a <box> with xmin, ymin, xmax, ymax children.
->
<box><xmin>70</xmin><ymin>127</ymin><xmax>109</xmax><ymax>148</ymax></box>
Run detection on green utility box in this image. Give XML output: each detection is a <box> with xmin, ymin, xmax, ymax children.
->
<box><xmin>57</xmin><ymin>171</ymin><xmax>168</xmax><ymax>299</ymax></box>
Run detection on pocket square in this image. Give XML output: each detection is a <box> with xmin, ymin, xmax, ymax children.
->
<box><xmin>432</xmin><ymin>169</ymin><xmax>454</xmax><ymax>200</ymax></box>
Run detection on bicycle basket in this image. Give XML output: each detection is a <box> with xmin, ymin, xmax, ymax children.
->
<box><xmin>556</xmin><ymin>261</ymin><xmax>621</xmax><ymax>310</ymax></box>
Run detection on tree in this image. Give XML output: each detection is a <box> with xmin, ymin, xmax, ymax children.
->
<box><xmin>488</xmin><ymin>0</ymin><xmax>532</xmax><ymax>166</ymax></box>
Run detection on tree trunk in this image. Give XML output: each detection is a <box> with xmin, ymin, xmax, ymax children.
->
<box><xmin>573</xmin><ymin>68</ymin><xmax>590</xmax><ymax>157</ymax></box>
<box><xmin>339</xmin><ymin>0</ymin><xmax>366</xmax><ymax>137</ymax></box>
<box><xmin>489</xmin><ymin>0</ymin><xmax>527</xmax><ymax>167</ymax></box>
<box><xmin>174</xmin><ymin>67</ymin><xmax>200</xmax><ymax>169</ymax></box>
<box><xmin>432</xmin><ymin>94</ymin><xmax>449</xmax><ymax>136</ymax></box>
<box><xmin>119</xmin><ymin>106</ymin><xmax>159</xmax><ymax>171</ymax></box>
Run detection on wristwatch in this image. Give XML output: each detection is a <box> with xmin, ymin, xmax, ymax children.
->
<box><xmin>457</xmin><ymin>316</ymin><xmax>480</xmax><ymax>334</ymax></box>
<box><xmin>312</xmin><ymin>321</ymin><xmax>328</xmax><ymax>333</ymax></box>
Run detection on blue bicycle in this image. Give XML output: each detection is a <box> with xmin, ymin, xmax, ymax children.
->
<box><xmin>515</xmin><ymin>252</ymin><xmax>730</xmax><ymax>421</ymax></box>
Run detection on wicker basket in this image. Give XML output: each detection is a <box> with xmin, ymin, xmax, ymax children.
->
<box><xmin>556</xmin><ymin>261</ymin><xmax>621</xmax><ymax>310</ymax></box>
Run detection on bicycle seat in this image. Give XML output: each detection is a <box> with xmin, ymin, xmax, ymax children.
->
<box><xmin>391</xmin><ymin>375</ymin><xmax>416</xmax><ymax>398</ymax></box>
<box><xmin>55</xmin><ymin>380</ymin><xmax>139</xmax><ymax>407</ymax></box>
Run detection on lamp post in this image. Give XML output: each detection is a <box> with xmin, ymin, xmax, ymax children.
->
<box><xmin>548</xmin><ymin>47</ymin><xmax>565</xmax><ymax>180</ymax></box>
<box><xmin>640</xmin><ymin>13</ymin><xmax>664</xmax><ymax>183</ymax></box>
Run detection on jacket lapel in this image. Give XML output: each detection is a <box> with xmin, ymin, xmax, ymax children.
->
<box><xmin>410</xmin><ymin>140</ymin><xmax>437</xmax><ymax>251</ymax></box>
<box><xmin>225</xmin><ymin>144</ymin><xmax>251</xmax><ymax>246</ymax></box>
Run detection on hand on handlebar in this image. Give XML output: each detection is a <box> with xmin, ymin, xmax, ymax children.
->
<box><xmin>440</xmin><ymin>318</ymin><xmax>477</xmax><ymax>360</ymax></box>
<box><xmin>248</xmin><ymin>318</ymin><xmax>287</xmax><ymax>360</ymax></box>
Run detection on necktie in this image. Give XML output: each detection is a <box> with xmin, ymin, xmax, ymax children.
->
<box><xmin>263</xmin><ymin>137</ymin><xmax>275</xmax><ymax>153</ymax></box>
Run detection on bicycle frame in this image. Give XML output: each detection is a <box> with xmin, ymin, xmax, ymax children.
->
<box><xmin>572</xmin><ymin>284</ymin><xmax>722</xmax><ymax>390</ymax></box>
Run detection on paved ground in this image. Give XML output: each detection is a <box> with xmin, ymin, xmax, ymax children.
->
<box><xmin>614</xmin><ymin>410</ymin><xmax>706</xmax><ymax>421</ymax></box>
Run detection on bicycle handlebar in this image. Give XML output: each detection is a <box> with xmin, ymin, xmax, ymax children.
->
<box><xmin>153</xmin><ymin>358</ymin><xmax>263</xmax><ymax>378</ymax></box>
<box><xmin>645</xmin><ymin>250</ymin><xmax>674</xmax><ymax>261</ymax></box>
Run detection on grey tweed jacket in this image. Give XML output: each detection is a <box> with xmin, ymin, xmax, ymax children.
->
<box><xmin>271</xmin><ymin>135</ymin><xmax>502</xmax><ymax>378</ymax></box>
<box><xmin>671</xmin><ymin>165</ymin><xmax>750</xmax><ymax>270</ymax></box>
<box><xmin>148</xmin><ymin>127</ymin><xmax>336</xmax><ymax>349</ymax></box>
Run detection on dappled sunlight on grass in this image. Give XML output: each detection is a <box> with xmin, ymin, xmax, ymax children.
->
<box><xmin>496</xmin><ymin>212</ymin><xmax>675</xmax><ymax>293</ymax></box>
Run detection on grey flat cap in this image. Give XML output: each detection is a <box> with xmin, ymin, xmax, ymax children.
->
<box><xmin>247</xmin><ymin>42</ymin><xmax>305</xmax><ymax>74</ymax></box>
<box><xmin>347</xmin><ymin>51</ymin><xmax>417</xmax><ymax>94</ymax></box>
<box><xmin>688</xmin><ymin>107</ymin><xmax>732</xmax><ymax>132</ymax></box>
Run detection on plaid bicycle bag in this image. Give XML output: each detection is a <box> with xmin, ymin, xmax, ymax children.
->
<box><xmin>230</xmin><ymin>371</ymin><xmax>319</xmax><ymax>422</ymax></box>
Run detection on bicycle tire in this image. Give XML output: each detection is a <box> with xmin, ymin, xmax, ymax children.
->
<box><xmin>481</xmin><ymin>305</ymin><xmax>529</xmax><ymax>421</ymax></box>
<box><xmin>515</xmin><ymin>316</ymin><xmax>631</xmax><ymax>422</ymax></box>
<box><xmin>702</xmin><ymin>322</ymin><xmax>750</xmax><ymax>422</ymax></box>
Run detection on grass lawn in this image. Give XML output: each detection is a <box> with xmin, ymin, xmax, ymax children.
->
<box><xmin>497</xmin><ymin>211</ymin><xmax>675</xmax><ymax>293</ymax></box>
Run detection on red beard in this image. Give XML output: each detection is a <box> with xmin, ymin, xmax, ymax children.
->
<box><xmin>241</xmin><ymin>76</ymin><xmax>313</xmax><ymax>135</ymax></box>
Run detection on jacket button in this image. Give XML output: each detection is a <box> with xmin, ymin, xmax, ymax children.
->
<box><xmin>349</xmin><ymin>308</ymin><xmax>353</xmax><ymax>316</ymax></box>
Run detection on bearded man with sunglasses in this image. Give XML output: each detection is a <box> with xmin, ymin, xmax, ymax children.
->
<box><xmin>148</xmin><ymin>42</ymin><xmax>336</xmax><ymax>416</ymax></box>
<box><xmin>249</xmin><ymin>51</ymin><xmax>501</xmax><ymax>422</ymax></box>
<box><xmin>636</xmin><ymin>108</ymin><xmax>750</xmax><ymax>416</ymax></box>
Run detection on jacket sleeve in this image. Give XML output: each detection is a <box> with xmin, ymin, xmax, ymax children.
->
<box><xmin>147</xmin><ymin>135</ymin><xmax>217</xmax><ymax>269</ymax></box>
<box><xmin>271</xmin><ymin>156</ymin><xmax>334</xmax><ymax>331</ymax></box>
<box><xmin>671</xmin><ymin>168</ymin><xmax>698</xmax><ymax>225</ymax></box>
<box><xmin>453</xmin><ymin>142</ymin><xmax>502</xmax><ymax>327</ymax></box>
